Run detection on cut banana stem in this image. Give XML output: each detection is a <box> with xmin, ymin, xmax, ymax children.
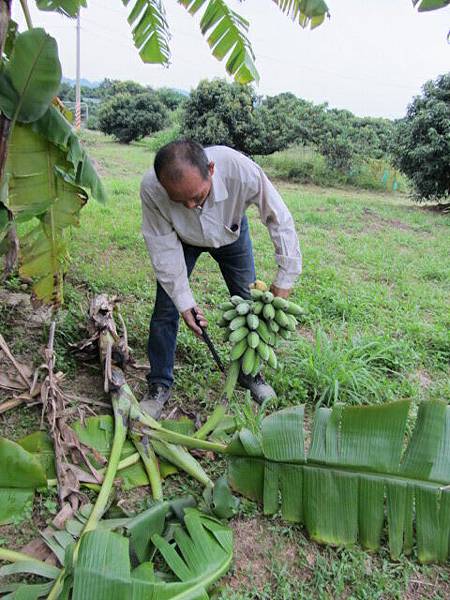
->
<box><xmin>131</xmin><ymin>433</ymin><xmax>163</xmax><ymax>501</ymax></box>
<box><xmin>194</xmin><ymin>405</ymin><xmax>226</xmax><ymax>440</ymax></box>
<box><xmin>151</xmin><ymin>439</ymin><xmax>212</xmax><ymax>487</ymax></box>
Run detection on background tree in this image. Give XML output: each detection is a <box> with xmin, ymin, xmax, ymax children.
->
<box><xmin>181</xmin><ymin>79</ymin><xmax>265</xmax><ymax>155</ymax></box>
<box><xmin>257</xmin><ymin>93</ymin><xmax>321</xmax><ymax>153</ymax></box>
<box><xmin>97</xmin><ymin>78</ymin><xmax>147</xmax><ymax>97</ymax></box>
<box><xmin>391</xmin><ymin>73</ymin><xmax>450</xmax><ymax>204</ymax></box>
<box><xmin>97</xmin><ymin>91</ymin><xmax>168</xmax><ymax>143</ymax></box>
<box><xmin>154</xmin><ymin>87</ymin><xmax>187</xmax><ymax>111</ymax></box>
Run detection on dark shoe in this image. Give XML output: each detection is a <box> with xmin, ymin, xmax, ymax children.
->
<box><xmin>238</xmin><ymin>372</ymin><xmax>276</xmax><ymax>404</ymax></box>
<box><xmin>139</xmin><ymin>384</ymin><xmax>171</xmax><ymax>420</ymax></box>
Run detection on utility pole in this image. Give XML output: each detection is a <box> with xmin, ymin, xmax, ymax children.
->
<box><xmin>75</xmin><ymin>9</ymin><xmax>81</xmax><ymax>129</ymax></box>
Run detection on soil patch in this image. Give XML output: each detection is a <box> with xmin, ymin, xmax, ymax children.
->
<box><xmin>226</xmin><ymin>516</ymin><xmax>301</xmax><ymax>593</ymax></box>
<box><xmin>361</xmin><ymin>207</ymin><xmax>417</xmax><ymax>233</ymax></box>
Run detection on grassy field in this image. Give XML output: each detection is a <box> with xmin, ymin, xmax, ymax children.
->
<box><xmin>1</xmin><ymin>130</ymin><xmax>449</xmax><ymax>598</ymax></box>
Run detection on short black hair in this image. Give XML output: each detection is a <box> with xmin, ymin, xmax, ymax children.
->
<box><xmin>154</xmin><ymin>139</ymin><xmax>210</xmax><ymax>183</ymax></box>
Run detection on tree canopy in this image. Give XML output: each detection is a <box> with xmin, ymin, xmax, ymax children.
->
<box><xmin>391</xmin><ymin>73</ymin><xmax>450</xmax><ymax>203</ymax></box>
<box><xmin>97</xmin><ymin>91</ymin><xmax>169</xmax><ymax>143</ymax></box>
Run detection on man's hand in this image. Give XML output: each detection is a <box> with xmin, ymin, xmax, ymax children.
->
<box><xmin>182</xmin><ymin>306</ymin><xmax>208</xmax><ymax>338</ymax></box>
<box><xmin>270</xmin><ymin>284</ymin><xmax>291</xmax><ymax>299</ymax></box>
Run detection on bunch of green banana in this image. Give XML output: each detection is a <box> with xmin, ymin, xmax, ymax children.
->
<box><xmin>217</xmin><ymin>285</ymin><xmax>304</xmax><ymax>380</ymax></box>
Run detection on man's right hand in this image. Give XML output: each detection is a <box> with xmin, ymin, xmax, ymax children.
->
<box><xmin>182</xmin><ymin>306</ymin><xmax>208</xmax><ymax>338</ymax></box>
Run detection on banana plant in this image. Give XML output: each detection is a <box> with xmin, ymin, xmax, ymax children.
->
<box><xmin>227</xmin><ymin>399</ymin><xmax>450</xmax><ymax>563</ymax></box>
<box><xmin>0</xmin><ymin>24</ymin><xmax>105</xmax><ymax>305</ymax></box>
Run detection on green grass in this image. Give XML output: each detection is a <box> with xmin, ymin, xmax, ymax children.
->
<box><xmin>1</xmin><ymin>130</ymin><xmax>449</xmax><ymax>597</ymax></box>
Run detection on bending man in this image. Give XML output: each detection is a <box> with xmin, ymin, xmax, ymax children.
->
<box><xmin>140</xmin><ymin>140</ymin><xmax>302</xmax><ymax>418</ymax></box>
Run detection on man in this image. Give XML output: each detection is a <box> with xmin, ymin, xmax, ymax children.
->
<box><xmin>140</xmin><ymin>140</ymin><xmax>302</xmax><ymax>418</ymax></box>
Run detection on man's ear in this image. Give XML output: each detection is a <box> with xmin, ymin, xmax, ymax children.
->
<box><xmin>208</xmin><ymin>161</ymin><xmax>215</xmax><ymax>176</ymax></box>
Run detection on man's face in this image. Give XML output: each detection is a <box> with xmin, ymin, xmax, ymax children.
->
<box><xmin>160</xmin><ymin>162</ymin><xmax>215</xmax><ymax>210</ymax></box>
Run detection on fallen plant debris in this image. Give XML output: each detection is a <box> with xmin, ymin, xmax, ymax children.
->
<box><xmin>0</xmin><ymin>499</ymin><xmax>233</xmax><ymax>598</ymax></box>
<box><xmin>1</xmin><ymin>290</ymin><xmax>449</xmax><ymax>600</ymax></box>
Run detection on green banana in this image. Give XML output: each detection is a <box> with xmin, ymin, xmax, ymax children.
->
<box><xmin>231</xmin><ymin>295</ymin><xmax>245</xmax><ymax>306</ymax></box>
<box><xmin>256</xmin><ymin>340</ymin><xmax>270</xmax><ymax>361</ymax></box>
<box><xmin>247</xmin><ymin>331</ymin><xmax>260</xmax><ymax>349</ymax></box>
<box><xmin>219</xmin><ymin>301</ymin><xmax>234</xmax><ymax>311</ymax></box>
<box><xmin>223</xmin><ymin>308</ymin><xmax>238</xmax><ymax>321</ymax></box>
<box><xmin>250</xmin><ymin>288</ymin><xmax>264</xmax><ymax>300</ymax></box>
<box><xmin>274</xmin><ymin>309</ymin><xmax>289</xmax><ymax>328</ymax></box>
<box><xmin>279</xmin><ymin>328</ymin><xmax>291</xmax><ymax>340</ymax></box>
<box><xmin>267</xmin><ymin>346</ymin><xmax>278</xmax><ymax>369</ymax></box>
<box><xmin>256</xmin><ymin>320</ymin><xmax>271</xmax><ymax>344</ymax></box>
<box><xmin>286</xmin><ymin>301</ymin><xmax>304</xmax><ymax>316</ymax></box>
<box><xmin>269</xmin><ymin>320</ymin><xmax>280</xmax><ymax>333</ymax></box>
<box><xmin>246</xmin><ymin>314</ymin><xmax>260</xmax><ymax>330</ymax></box>
<box><xmin>252</xmin><ymin>301</ymin><xmax>264</xmax><ymax>315</ymax></box>
<box><xmin>262</xmin><ymin>291</ymin><xmax>274</xmax><ymax>304</ymax></box>
<box><xmin>229</xmin><ymin>315</ymin><xmax>247</xmax><ymax>330</ymax></box>
<box><xmin>242</xmin><ymin>347</ymin><xmax>256</xmax><ymax>375</ymax></box>
<box><xmin>272</xmin><ymin>297</ymin><xmax>289</xmax><ymax>311</ymax></box>
<box><xmin>229</xmin><ymin>326</ymin><xmax>250</xmax><ymax>343</ymax></box>
<box><xmin>236</xmin><ymin>302</ymin><xmax>251</xmax><ymax>315</ymax></box>
<box><xmin>262</xmin><ymin>303</ymin><xmax>275</xmax><ymax>320</ymax></box>
<box><xmin>231</xmin><ymin>338</ymin><xmax>248</xmax><ymax>360</ymax></box>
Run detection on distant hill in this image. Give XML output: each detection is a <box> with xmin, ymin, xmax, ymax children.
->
<box><xmin>62</xmin><ymin>77</ymin><xmax>100</xmax><ymax>88</ymax></box>
<box><xmin>62</xmin><ymin>77</ymin><xmax>189</xmax><ymax>96</ymax></box>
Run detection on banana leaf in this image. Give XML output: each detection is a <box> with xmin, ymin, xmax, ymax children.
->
<box><xmin>178</xmin><ymin>0</ymin><xmax>259</xmax><ymax>84</ymax></box>
<box><xmin>36</xmin><ymin>1</ymin><xmax>87</xmax><ymax>18</ymax></box>
<box><xmin>4</xmin><ymin>108</ymin><xmax>105</xmax><ymax>304</ymax></box>
<box><xmin>0</xmin><ymin>28</ymin><xmax>61</xmax><ymax>124</ymax></box>
<box><xmin>413</xmin><ymin>0</ymin><xmax>450</xmax><ymax>12</ymax></box>
<box><xmin>0</xmin><ymin>437</ymin><xmax>47</xmax><ymax>525</ymax></box>
<box><xmin>227</xmin><ymin>400</ymin><xmax>450</xmax><ymax>563</ymax></box>
<box><xmin>18</xmin><ymin>431</ymin><xmax>57</xmax><ymax>479</ymax></box>
<box><xmin>121</xmin><ymin>0</ymin><xmax>171</xmax><ymax>64</ymax></box>
<box><xmin>272</xmin><ymin>0</ymin><xmax>329</xmax><ymax>29</ymax></box>
<box><xmin>1</xmin><ymin>507</ymin><xmax>233</xmax><ymax>599</ymax></box>
<box><xmin>72</xmin><ymin>508</ymin><xmax>232</xmax><ymax>599</ymax></box>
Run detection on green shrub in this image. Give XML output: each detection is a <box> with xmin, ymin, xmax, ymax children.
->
<box><xmin>255</xmin><ymin>146</ymin><xmax>407</xmax><ymax>191</ymax></box>
<box><xmin>97</xmin><ymin>92</ymin><xmax>168</xmax><ymax>144</ymax></box>
<box><xmin>255</xmin><ymin>146</ymin><xmax>335</xmax><ymax>186</ymax></box>
<box><xmin>146</xmin><ymin>125</ymin><xmax>181</xmax><ymax>152</ymax></box>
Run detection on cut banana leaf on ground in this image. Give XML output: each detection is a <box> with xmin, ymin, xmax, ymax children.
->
<box><xmin>0</xmin><ymin>505</ymin><xmax>233</xmax><ymax>599</ymax></box>
<box><xmin>227</xmin><ymin>400</ymin><xmax>450</xmax><ymax>563</ymax></box>
<box><xmin>72</xmin><ymin>508</ymin><xmax>232</xmax><ymax>599</ymax></box>
<box><xmin>0</xmin><ymin>436</ymin><xmax>47</xmax><ymax>524</ymax></box>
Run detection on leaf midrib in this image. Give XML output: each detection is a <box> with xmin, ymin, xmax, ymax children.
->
<box><xmin>238</xmin><ymin>456</ymin><xmax>449</xmax><ymax>489</ymax></box>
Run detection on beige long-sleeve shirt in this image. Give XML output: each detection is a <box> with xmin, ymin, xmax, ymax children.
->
<box><xmin>141</xmin><ymin>146</ymin><xmax>302</xmax><ymax>312</ymax></box>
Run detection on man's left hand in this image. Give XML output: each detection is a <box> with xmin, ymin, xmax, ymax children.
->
<box><xmin>270</xmin><ymin>284</ymin><xmax>290</xmax><ymax>299</ymax></box>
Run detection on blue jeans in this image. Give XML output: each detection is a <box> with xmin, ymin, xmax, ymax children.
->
<box><xmin>147</xmin><ymin>215</ymin><xmax>256</xmax><ymax>388</ymax></box>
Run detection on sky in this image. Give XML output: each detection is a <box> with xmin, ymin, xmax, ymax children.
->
<box><xmin>12</xmin><ymin>0</ymin><xmax>450</xmax><ymax>119</ymax></box>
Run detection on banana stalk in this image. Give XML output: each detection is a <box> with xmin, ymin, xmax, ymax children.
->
<box><xmin>151</xmin><ymin>439</ymin><xmax>212</xmax><ymax>487</ymax></box>
<box><xmin>130</xmin><ymin>432</ymin><xmax>163</xmax><ymax>501</ymax></box>
<box><xmin>48</xmin><ymin>358</ymin><xmax>131</xmax><ymax>599</ymax></box>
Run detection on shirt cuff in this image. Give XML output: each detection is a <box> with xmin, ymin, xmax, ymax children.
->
<box><xmin>274</xmin><ymin>268</ymin><xmax>301</xmax><ymax>290</ymax></box>
<box><xmin>174</xmin><ymin>290</ymin><xmax>197</xmax><ymax>313</ymax></box>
